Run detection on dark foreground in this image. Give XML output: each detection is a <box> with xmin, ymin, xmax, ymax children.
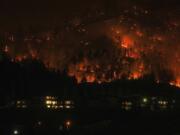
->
<box><xmin>0</xmin><ymin>108</ymin><xmax>180</xmax><ymax>135</ymax></box>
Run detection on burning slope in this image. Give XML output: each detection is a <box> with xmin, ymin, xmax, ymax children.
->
<box><xmin>0</xmin><ymin>3</ymin><xmax>180</xmax><ymax>87</ymax></box>
<box><xmin>67</xmin><ymin>15</ymin><xmax>180</xmax><ymax>86</ymax></box>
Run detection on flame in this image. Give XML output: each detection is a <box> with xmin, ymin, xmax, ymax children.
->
<box><xmin>129</xmin><ymin>71</ymin><xmax>142</xmax><ymax>80</ymax></box>
<box><xmin>170</xmin><ymin>79</ymin><xmax>180</xmax><ymax>88</ymax></box>
<box><xmin>86</xmin><ymin>74</ymin><xmax>96</xmax><ymax>83</ymax></box>
<box><xmin>15</xmin><ymin>55</ymin><xmax>24</xmax><ymax>62</ymax></box>
<box><xmin>121</xmin><ymin>35</ymin><xmax>134</xmax><ymax>49</ymax></box>
<box><xmin>135</xmin><ymin>30</ymin><xmax>143</xmax><ymax>37</ymax></box>
<box><xmin>0</xmin><ymin>13</ymin><xmax>179</xmax><ymax>87</ymax></box>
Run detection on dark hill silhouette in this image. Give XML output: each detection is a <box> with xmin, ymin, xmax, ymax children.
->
<box><xmin>0</xmin><ymin>52</ymin><xmax>180</xmax><ymax>106</ymax></box>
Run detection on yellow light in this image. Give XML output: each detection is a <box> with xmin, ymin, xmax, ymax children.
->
<box><xmin>46</xmin><ymin>100</ymin><xmax>51</xmax><ymax>104</ymax></box>
<box><xmin>163</xmin><ymin>101</ymin><xmax>168</xmax><ymax>105</ymax></box>
<box><xmin>52</xmin><ymin>101</ymin><xmax>57</xmax><ymax>105</ymax></box>
<box><xmin>158</xmin><ymin>100</ymin><xmax>168</xmax><ymax>105</ymax></box>
<box><xmin>158</xmin><ymin>101</ymin><xmax>162</xmax><ymax>104</ymax></box>
<box><xmin>46</xmin><ymin>96</ymin><xmax>56</xmax><ymax>100</ymax></box>
<box><xmin>65</xmin><ymin>101</ymin><xmax>71</xmax><ymax>105</ymax></box>
<box><xmin>143</xmin><ymin>98</ymin><xmax>148</xmax><ymax>103</ymax></box>
<box><xmin>65</xmin><ymin>105</ymin><xmax>71</xmax><ymax>109</ymax></box>
<box><xmin>46</xmin><ymin>96</ymin><xmax>51</xmax><ymax>100</ymax></box>
<box><xmin>17</xmin><ymin>101</ymin><xmax>21</xmax><ymax>104</ymax></box>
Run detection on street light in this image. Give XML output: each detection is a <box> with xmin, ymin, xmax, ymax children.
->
<box><xmin>143</xmin><ymin>97</ymin><xmax>148</xmax><ymax>103</ymax></box>
<box><xmin>13</xmin><ymin>129</ymin><xmax>19</xmax><ymax>135</ymax></box>
<box><xmin>65</xmin><ymin>120</ymin><xmax>72</xmax><ymax>129</ymax></box>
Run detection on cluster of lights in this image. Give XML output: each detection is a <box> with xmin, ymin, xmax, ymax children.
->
<box><xmin>158</xmin><ymin>100</ymin><xmax>169</xmax><ymax>109</ymax></box>
<box><xmin>16</xmin><ymin>100</ymin><xmax>27</xmax><ymax>108</ymax></box>
<box><xmin>120</xmin><ymin>97</ymin><xmax>175</xmax><ymax>111</ymax></box>
<box><xmin>158</xmin><ymin>101</ymin><xmax>168</xmax><ymax>105</ymax></box>
<box><xmin>64</xmin><ymin>101</ymin><xmax>74</xmax><ymax>109</ymax></box>
<box><xmin>45</xmin><ymin>96</ymin><xmax>60</xmax><ymax>109</ymax></box>
<box><xmin>122</xmin><ymin>101</ymin><xmax>132</xmax><ymax>106</ymax></box>
<box><xmin>121</xmin><ymin>101</ymin><xmax>133</xmax><ymax>111</ymax></box>
<box><xmin>45</xmin><ymin>96</ymin><xmax>74</xmax><ymax>109</ymax></box>
<box><xmin>11</xmin><ymin>120</ymin><xmax>72</xmax><ymax>135</ymax></box>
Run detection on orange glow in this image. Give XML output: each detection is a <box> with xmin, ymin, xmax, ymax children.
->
<box><xmin>15</xmin><ymin>56</ymin><xmax>23</xmax><ymax>62</ymax></box>
<box><xmin>135</xmin><ymin>30</ymin><xmax>143</xmax><ymax>37</ymax></box>
<box><xmin>126</xmin><ymin>50</ymin><xmax>140</xmax><ymax>59</ymax></box>
<box><xmin>30</xmin><ymin>50</ymin><xmax>38</xmax><ymax>59</ymax></box>
<box><xmin>1</xmin><ymin>19</ymin><xmax>180</xmax><ymax>86</ymax></box>
<box><xmin>121</xmin><ymin>35</ymin><xmax>134</xmax><ymax>48</ymax></box>
<box><xmin>170</xmin><ymin>78</ymin><xmax>180</xmax><ymax>88</ymax></box>
<box><xmin>86</xmin><ymin>74</ymin><xmax>96</xmax><ymax>83</ymax></box>
<box><xmin>152</xmin><ymin>35</ymin><xmax>164</xmax><ymax>42</ymax></box>
<box><xmin>15</xmin><ymin>55</ymin><xmax>28</xmax><ymax>62</ymax></box>
<box><xmin>129</xmin><ymin>71</ymin><xmax>142</xmax><ymax>80</ymax></box>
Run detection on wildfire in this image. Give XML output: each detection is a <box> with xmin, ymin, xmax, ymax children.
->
<box><xmin>86</xmin><ymin>74</ymin><xmax>96</xmax><ymax>83</ymax></box>
<box><xmin>170</xmin><ymin>79</ymin><xmax>180</xmax><ymax>88</ymax></box>
<box><xmin>0</xmin><ymin>7</ymin><xmax>179</xmax><ymax>87</ymax></box>
<box><xmin>135</xmin><ymin>30</ymin><xmax>143</xmax><ymax>37</ymax></box>
<box><xmin>121</xmin><ymin>35</ymin><xmax>134</xmax><ymax>49</ymax></box>
<box><xmin>15</xmin><ymin>55</ymin><xmax>26</xmax><ymax>62</ymax></box>
<box><xmin>128</xmin><ymin>71</ymin><xmax>142</xmax><ymax>80</ymax></box>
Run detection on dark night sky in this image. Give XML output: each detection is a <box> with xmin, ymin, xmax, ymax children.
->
<box><xmin>0</xmin><ymin>0</ymin><xmax>179</xmax><ymax>28</ymax></box>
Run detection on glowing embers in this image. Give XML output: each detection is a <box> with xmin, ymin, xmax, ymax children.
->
<box><xmin>119</xmin><ymin>35</ymin><xmax>141</xmax><ymax>59</ymax></box>
<box><xmin>121</xmin><ymin>35</ymin><xmax>134</xmax><ymax>49</ymax></box>
<box><xmin>128</xmin><ymin>71</ymin><xmax>142</xmax><ymax>80</ymax></box>
<box><xmin>45</xmin><ymin>96</ymin><xmax>74</xmax><ymax>110</ymax></box>
<box><xmin>86</xmin><ymin>74</ymin><xmax>96</xmax><ymax>83</ymax></box>
<box><xmin>4</xmin><ymin>45</ymin><xmax>9</xmax><ymax>53</ymax></box>
<box><xmin>128</xmin><ymin>63</ymin><xmax>144</xmax><ymax>80</ymax></box>
<box><xmin>16</xmin><ymin>100</ymin><xmax>27</xmax><ymax>109</ymax></box>
<box><xmin>151</xmin><ymin>35</ymin><xmax>165</xmax><ymax>42</ymax></box>
<box><xmin>170</xmin><ymin>78</ymin><xmax>180</xmax><ymax>88</ymax></box>
<box><xmin>68</xmin><ymin>59</ymin><xmax>97</xmax><ymax>83</ymax></box>
<box><xmin>14</xmin><ymin>55</ymin><xmax>27</xmax><ymax>62</ymax></box>
<box><xmin>125</xmin><ymin>49</ymin><xmax>140</xmax><ymax>59</ymax></box>
<box><xmin>135</xmin><ymin>30</ymin><xmax>143</xmax><ymax>37</ymax></box>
